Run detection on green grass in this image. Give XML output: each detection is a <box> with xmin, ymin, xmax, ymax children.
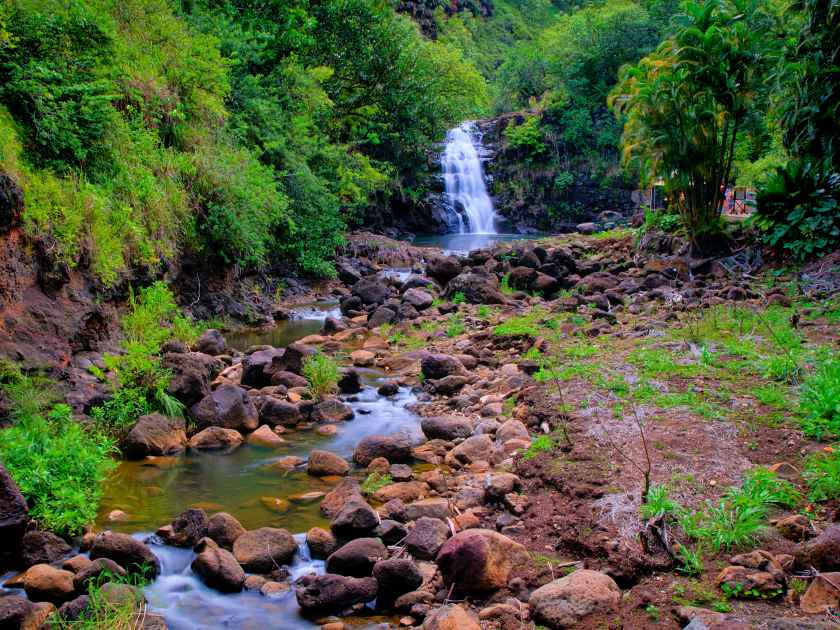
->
<box><xmin>751</xmin><ymin>384</ymin><xmax>789</xmax><ymax>409</ymax></box>
<box><xmin>522</xmin><ymin>435</ymin><xmax>555</xmax><ymax>459</ymax></box>
<box><xmin>800</xmin><ymin>357</ymin><xmax>840</xmax><ymax>440</ymax></box>
<box><xmin>493</xmin><ymin>307</ymin><xmax>546</xmax><ymax>337</ymax></box>
<box><xmin>803</xmin><ymin>449</ymin><xmax>840</xmax><ymax>502</ymax></box>
<box><xmin>445</xmin><ymin>313</ymin><xmax>465</xmax><ymax>338</ymax></box>
<box><xmin>640</xmin><ymin>483</ymin><xmax>678</xmax><ymax>519</ymax></box>
<box><xmin>360</xmin><ymin>472</ymin><xmax>393</xmax><ymax>496</ymax></box>
<box><xmin>500</xmin><ymin>272</ymin><xmax>515</xmax><ymax>296</ymax></box>
<box><xmin>302</xmin><ymin>353</ymin><xmax>341</xmax><ymax>400</ymax></box>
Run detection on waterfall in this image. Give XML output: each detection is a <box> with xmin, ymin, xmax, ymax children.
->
<box><xmin>442</xmin><ymin>122</ymin><xmax>498</xmax><ymax>234</ymax></box>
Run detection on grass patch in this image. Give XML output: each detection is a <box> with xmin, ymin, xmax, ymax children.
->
<box><xmin>800</xmin><ymin>357</ymin><xmax>840</xmax><ymax>440</ymax></box>
<box><xmin>493</xmin><ymin>307</ymin><xmax>547</xmax><ymax>337</ymax></box>
<box><xmin>803</xmin><ymin>449</ymin><xmax>840</xmax><ymax>502</ymax></box>
<box><xmin>360</xmin><ymin>472</ymin><xmax>392</xmax><ymax>496</ymax></box>
<box><xmin>302</xmin><ymin>353</ymin><xmax>341</xmax><ymax>400</ymax></box>
<box><xmin>522</xmin><ymin>435</ymin><xmax>555</xmax><ymax>459</ymax></box>
<box><xmin>445</xmin><ymin>313</ymin><xmax>465</xmax><ymax>338</ymax></box>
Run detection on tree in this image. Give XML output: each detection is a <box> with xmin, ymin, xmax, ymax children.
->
<box><xmin>610</xmin><ymin>0</ymin><xmax>774</xmax><ymax>253</ymax></box>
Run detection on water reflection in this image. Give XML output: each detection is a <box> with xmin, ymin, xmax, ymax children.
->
<box><xmin>225</xmin><ymin>301</ymin><xmax>340</xmax><ymax>351</ymax></box>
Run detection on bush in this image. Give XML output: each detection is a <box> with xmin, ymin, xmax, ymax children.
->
<box><xmin>302</xmin><ymin>353</ymin><xmax>340</xmax><ymax>401</ymax></box>
<box><xmin>90</xmin><ymin>386</ymin><xmax>151</xmax><ymax>439</ymax></box>
<box><xmin>800</xmin><ymin>357</ymin><xmax>840</xmax><ymax>440</ymax></box>
<box><xmin>0</xmin><ymin>402</ymin><xmax>116</xmax><ymax>536</ymax></box>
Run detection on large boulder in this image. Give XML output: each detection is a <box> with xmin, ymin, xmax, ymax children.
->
<box><xmin>162</xmin><ymin>352</ymin><xmax>223</xmax><ymax>407</ymax></box>
<box><xmin>258</xmin><ymin>397</ymin><xmax>303</xmax><ymax>427</ymax></box>
<box><xmin>308</xmin><ymin>450</ymin><xmax>350</xmax><ymax>477</ymax></box>
<box><xmin>123</xmin><ymin>413</ymin><xmax>187</xmax><ymax>459</ymax></box>
<box><xmin>420</xmin><ymin>354</ymin><xmax>465</xmax><ymax>381</ymax></box>
<box><xmin>368</xmin><ymin>306</ymin><xmax>396</xmax><ymax>329</ymax></box>
<box><xmin>446</xmin><ymin>272</ymin><xmax>506</xmax><ymax>304</ymax></box>
<box><xmin>325</xmin><ymin>538</ymin><xmax>388</xmax><ymax>577</ymax></box>
<box><xmin>422</xmin><ymin>604</ymin><xmax>481</xmax><ymax>630</ymax></box>
<box><xmin>273</xmin><ymin>342</ymin><xmax>316</xmax><ymax>375</ymax></box>
<box><xmin>311</xmin><ymin>399</ymin><xmax>354</xmax><ymax>424</ymax></box>
<box><xmin>529</xmin><ymin>570</ymin><xmax>621</xmax><ymax>628</ymax></box>
<box><xmin>402</xmin><ymin>288</ymin><xmax>434</xmax><ymax>311</ymax></box>
<box><xmin>241</xmin><ymin>348</ymin><xmax>283</xmax><ymax>388</ymax></box>
<box><xmin>23</xmin><ymin>564</ymin><xmax>75</xmax><ymax>603</ymax></box>
<box><xmin>21</xmin><ymin>530</ymin><xmax>70</xmax><ymax>568</ymax></box>
<box><xmin>330</xmin><ymin>496</ymin><xmax>379</xmax><ymax>539</ymax></box>
<box><xmin>421</xmin><ymin>415</ymin><xmax>472</xmax><ymax>441</ymax></box>
<box><xmin>353</xmin><ymin>434</ymin><xmax>414</xmax><ymax>466</ymax></box>
<box><xmin>190</xmin><ymin>384</ymin><xmax>258</xmax><ymax>433</ymax></box>
<box><xmin>795</xmin><ymin>525</ymin><xmax>840</xmax><ymax>572</ymax></box>
<box><xmin>496</xmin><ymin>419</ymin><xmax>530</xmax><ymax>443</ymax></box>
<box><xmin>404</xmin><ymin>517</ymin><xmax>449</xmax><ymax>560</ymax></box>
<box><xmin>207</xmin><ymin>512</ymin><xmax>246</xmax><ymax>550</ymax></box>
<box><xmin>373</xmin><ymin>557</ymin><xmax>423</xmax><ymax>606</ymax></box>
<box><xmin>445</xmin><ymin>435</ymin><xmax>494</xmax><ymax>468</ymax></box>
<box><xmin>89</xmin><ymin>532</ymin><xmax>160</xmax><ymax>577</ymax></box>
<box><xmin>352</xmin><ymin>278</ymin><xmax>392</xmax><ymax>306</ymax></box>
<box><xmin>195</xmin><ymin>330</ymin><xmax>227</xmax><ymax>356</ymax></box>
<box><xmin>232</xmin><ymin>528</ymin><xmax>297</xmax><ymax>573</ymax></box>
<box><xmin>436</xmin><ymin>529</ymin><xmax>528</xmax><ymax>593</ymax></box>
<box><xmin>306</xmin><ymin>527</ymin><xmax>338</xmax><ymax>559</ymax></box>
<box><xmin>0</xmin><ymin>595</ymin><xmax>34</xmax><ymax>629</ymax></box>
<box><xmin>295</xmin><ymin>573</ymin><xmax>377</xmax><ymax>612</ymax></box>
<box><xmin>191</xmin><ymin>538</ymin><xmax>245</xmax><ymax>593</ymax></box>
<box><xmin>0</xmin><ymin>464</ymin><xmax>28</xmax><ymax>561</ymax></box>
<box><xmin>188</xmin><ymin>426</ymin><xmax>243</xmax><ymax>451</ymax></box>
<box><xmin>426</xmin><ymin>255</ymin><xmax>462</xmax><ymax>284</ymax></box>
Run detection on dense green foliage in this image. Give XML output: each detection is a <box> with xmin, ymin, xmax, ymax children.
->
<box><xmin>302</xmin><ymin>352</ymin><xmax>340</xmax><ymax>400</ymax></box>
<box><xmin>0</xmin><ymin>364</ymin><xmax>117</xmax><ymax>535</ymax></box>
<box><xmin>0</xmin><ymin>0</ymin><xmax>484</xmax><ymax>281</ymax></box>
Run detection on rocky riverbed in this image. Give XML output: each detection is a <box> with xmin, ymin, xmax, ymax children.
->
<box><xmin>1</xmin><ymin>231</ymin><xmax>839</xmax><ymax>629</ymax></box>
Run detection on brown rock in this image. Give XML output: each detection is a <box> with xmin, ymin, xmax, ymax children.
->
<box><xmin>529</xmin><ymin>570</ymin><xmax>621</xmax><ymax>628</ymax></box>
<box><xmin>233</xmin><ymin>528</ymin><xmax>297</xmax><ymax>573</ymax></box>
<box><xmin>188</xmin><ymin>426</ymin><xmax>243</xmax><ymax>451</ymax></box>
<box><xmin>405</xmin><ymin>517</ymin><xmax>450</xmax><ymax>560</ymax></box>
<box><xmin>800</xmin><ymin>572</ymin><xmax>840</xmax><ymax>613</ymax></box>
<box><xmin>796</xmin><ymin>525</ymin><xmax>840</xmax><ymax>572</ymax></box>
<box><xmin>0</xmin><ymin>464</ymin><xmax>28</xmax><ymax>560</ymax></box>
<box><xmin>773</xmin><ymin>514</ymin><xmax>814</xmax><ymax>541</ymax></box>
<box><xmin>190</xmin><ymin>384</ymin><xmax>258</xmax><ymax>433</ymax></box>
<box><xmin>89</xmin><ymin>532</ymin><xmax>160</xmax><ymax>576</ymax></box>
<box><xmin>353</xmin><ymin>434</ymin><xmax>414</xmax><ymax>466</ymax></box>
<box><xmin>23</xmin><ymin>564</ymin><xmax>75</xmax><ymax>603</ymax></box>
<box><xmin>295</xmin><ymin>573</ymin><xmax>377</xmax><ymax>611</ymax></box>
<box><xmin>306</xmin><ymin>527</ymin><xmax>338</xmax><ymax>559</ymax></box>
<box><xmin>436</xmin><ymin>529</ymin><xmax>528</xmax><ymax>593</ymax></box>
<box><xmin>246</xmin><ymin>425</ymin><xmax>285</xmax><ymax>448</ymax></box>
<box><xmin>207</xmin><ymin>512</ymin><xmax>246</xmax><ymax>550</ymax></box>
<box><xmin>191</xmin><ymin>538</ymin><xmax>246</xmax><ymax>593</ymax></box>
<box><xmin>308</xmin><ymin>450</ymin><xmax>350</xmax><ymax>477</ymax></box>
<box><xmin>123</xmin><ymin>413</ymin><xmax>187</xmax><ymax>459</ymax></box>
<box><xmin>326</xmin><ymin>538</ymin><xmax>388</xmax><ymax>577</ymax></box>
<box><xmin>444</xmin><ymin>435</ymin><xmax>494</xmax><ymax>468</ymax></box>
<box><xmin>422</xmin><ymin>604</ymin><xmax>480</xmax><ymax>630</ymax></box>
<box><xmin>715</xmin><ymin>565</ymin><xmax>785</xmax><ymax>599</ymax></box>
<box><xmin>320</xmin><ymin>478</ymin><xmax>362</xmax><ymax>518</ymax></box>
<box><xmin>373</xmin><ymin>481</ymin><xmax>428</xmax><ymax>504</ymax></box>
<box><xmin>21</xmin><ymin>530</ymin><xmax>71</xmax><ymax>568</ymax></box>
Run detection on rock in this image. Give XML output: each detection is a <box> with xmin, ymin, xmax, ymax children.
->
<box><xmin>306</xmin><ymin>527</ymin><xmax>338</xmax><ymax>559</ymax></box>
<box><xmin>241</xmin><ymin>348</ymin><xmax>283</xmax><ymax>388</ymax></box>
<box><xmin>295</xmin><ymin>574</ymin><xmax>377</xmax><ymax>612</ymax></box>
<box><xmin>274</xmin><ymin>342</ymin><xmax>317</xmax><ymax>375</ymax></box>
<box><xmin>404</xmin><ymin>498</ymin><xmax>450</xmax><ymax>521</ymax></box>
<box><xmin>377</xmin><ymin>381</ymin><xmax>399</xmax><ymax>396</ymax></box>
<box><xmin>403</xmin><ymin>289</ymin><xmax>434</xmax><ymax>311</ymax></box>
<box><xmin>190</xmin><ymin>384</ymin><xmax>259</xmax><ymax>433</ymax></box>
<box><xmin>352</xmin><ymin>278</ymin><xmax>393</xmax><ymax>306</ymax></box>
<box><xmin>496</xmin><ymin>419</ymin><xmax>529</xmax><ymax>443</ymax></box>
<box><xmin>773</xmin><ymin>514</ymin><xmax>813</xmax><ymax>541</ymax></box>
<box><xmin>160</xmin><ymin>508</ymin><xmax>208</xmax><ymax>547</ymax></box>
<box><xmin>123</xmin><ymin>413</ymin><xmax>187</xmax><ymax>459</ymax></box>
<box><xmin>715</xmin><ymin>565</ymin><xmax>785</xmax><ymax>599</ymax></box>
<box><xmin>338</xmin><ymin>369</ymin><xmax>363</xmax><ymax>393</ymax></box>
<box><xmin>420</xmin><ymin>416</ymin><xmax>471</xmax><ymax>441</ymax></box>
<box><xmin>270</xmin><ymin>370</ymin><xmax>308</xmax><ymax>388</ymax></box>
<box><xmin>195</xmin><ymin>330</ymin><xmax>227</xmax><ymax>356</ymax></box>
<box><xmin>373</xmin><ymin>557</ymin><xmax>423</xmax><ymax>606</ymax></box>
<box><xmin>420</xmin><ymin>354</ymin><xmax>465</xmax><ymax>381</ymax></box>
<box><xmin>260</xmin><ymin>580</ymin><xmax>289</xmax><ymax>597</ymax></box>
<box><xmin>57</xmin><ymin>594</ymin><xmax>89</xmax><ymax>621</ymax></box>
<box><xmin>99</xmin><ymin>582</ymin><xmax>143</xmax><ymax>608</ymax></box>
<box><xmin>353</xmin><ymin>434</ymin><xmax>414</xmax><ymax>466</ymax></box>
<box><xmin>422</xmin><ymin>604</ymin><xmax>480</xmax><ymax>630</ymax></box>
<box><xmin>485</xmin><ymin>473</ymin><xmax>521</xmax><ymax>501</ymax></box>
<box><xmin>436</xmin><ymin>529</ymin><xmax>528</xmax><ymax>593</ymax></box>
<box><xmin>21</xmin><ymin>601</ymin><xmax>56</xmax><ymax>630</ymax></box>
<box><xmin>188</xmin><ymin>426</ymin><xmax>243</xmax><ymax>451</ymax></box>
<box><xmin>21</xmin><ymin>530</ymin><xmax>71</xmax><ymax>568</ymax></box>
<box><xmin>800</xmin><ymin>572</ymin><xmax>840</xmax><ymax>613</ymax></box>
<box><xmin>73</xmin><ymin>558</ymin><xmax>126</xmax><ymax>591</ymax></box>
<box><xmin>350</xmin><ymin>350</ymin><xmax>376</xmax><ymax>367</ymax></box>
<box><xmin>446</xmin><ymin>271</ymin><xmax>506</xmax><ymax>304</ymax></box>
<box><xmin>191</xmin><ymin>538</ymin><xmax>246</xmax><ymax>593</ymax></box>
<box><xmin>258</xmin><ymin>398</ymin><xmax>303</xmax><ymax>427</ymax></box>
<box><xmin>0</xmin><ymin>595</ymin><xmax>33</xmax><ymax>629</ymax></box>
<box><xmin>233</xmin><ymin>528</ymin><xmax>297</xmax><ymax>573</ymax></box>
<box><xmin>330</xmin><ymin>496</ymin><xmax>379</xmax><ymax>538</ymax></box>
<box><xmin>405</xmin><ymin>517</ymin><xmax>450</xmax><ymax>560</ymax></box>
<box><xmin>62</xmin><ymin>555</ymin><xmax>92</xmax><ymax>574</ymax></box>
<box><xmin>312</xmin><ymin>399</ymin><xmax>354</xmax><ymax>423</ymax></box>
<box><xmin>444</xmin><ymin>435</ymin><xmax>494</xmax><ymax>468</ymax></box>
<box><xmin>320</xmin><ymin>478</ymin><xmax>362</xmax><ymax>518</ymax></box>
<box><xmin>326</xmin><ymin>538</ymin><xmax>388</xmax><ymax>577</ymax></box>
<box><xmin>246</xmin><ymin>424</ymin><xmax>285</xmax><ymax>448</ymax></box>
<box><xmin>426</xmin><ymin>255</ymin><xmax>462</xmax><ymax>284</ymax></box>
<box><xmin>368</xmin><ymin>306</ymin><xmax>396</xmax><ymax>328</ymax></box>
<box><xmin>373</xmin><ymin>481</ymin><xmax>428</xmax><ymax>504</ymax></box>
<box><xmin>162</xmin><ymin>352</ymin><xmax>224</xmax><ymax>407</ymax></box>
<box><xmin>529</xmin><ymin>570</ymin><xmax>621</xmax><ymax>628</ymax></box>
<box><xmin>375</xmin><ymin>520</ymin><xmax>408</xmax><ymax>545</ymax></box>
<box><xmin>90</xmin><ymin>532</ymin><xmax>160</xmax><ymax>577</ymax></box>
<box><xmin>23</xmin><ymin>564</ymin><xmax>75</xmax><ymax>603</ymax></box>
<box><xmin>430</xmin><ymin>375</ymin><xmax>468</xmax><ymax>395</ymax></box>
<box><xmin>796</xmin><ymin>525</ymin><xmax>840</xmax><ymax>571</ymax></box>
<box><xmin>308</xmin><ymin>450</ymin><xmax>350</xmax><ymax>477</ymax></box>
<box><xmin>0</xmin><ymin>464</ymin><xmax>28</xmax><ymax>558</ymax></box>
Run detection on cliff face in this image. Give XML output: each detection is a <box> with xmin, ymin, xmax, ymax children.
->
<box><xmin>475</xmin><ymin>114</ymin><xmax>637</xmax><ymax>233</ymax></box>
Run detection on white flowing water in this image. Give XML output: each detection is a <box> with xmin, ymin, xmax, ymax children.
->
<box><xmin>442</xmin><ymin>122</ymin><xmax>498</xmax><ymax>234</ymax></box>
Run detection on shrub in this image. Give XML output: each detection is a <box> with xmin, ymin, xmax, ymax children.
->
<box><xmin>803</xmin><ymin>450</ymin><xmax>840</xmax><ymax>502</ymax></box>
<box><xmin>90</xmin><ymin>386</ymin><xmax>151</xmax><ymax>439</ymax></box>
<box><xmin>640</xmin><ymin>207</ymin><xmax>682</xmax><ymax>234</ymax></box>
<box><xmin>0</xmin><ymin>402</ymin><xmax>116</xmax><ymax>536</ymax></box>
<box><xmin>800</xmin><ymin>357</ymin><xmax>840</xmax><ymax>440</ymax></box>
<box><xmin>302</xmin><ymin>353</ymin><xmax>340</xmax><ymax>400</ymax></box>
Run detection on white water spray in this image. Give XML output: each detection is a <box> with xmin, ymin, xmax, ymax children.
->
<box><xmin>442</xmin><ymin>122</ymin><xmax>498</xmax><ymax>234</ymax></box>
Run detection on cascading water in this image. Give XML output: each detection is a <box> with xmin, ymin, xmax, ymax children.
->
<box><xmin>442</xmin><ymin>122</ymin><xmax>498</xmax><ymax>234</ymax></box>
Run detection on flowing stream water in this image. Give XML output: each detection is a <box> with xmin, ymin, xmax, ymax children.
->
<box><xmin>442</xmin><ymin>122</ymin><xmax>498</xmax><ymax>235</ymax></box>
<box><xmin>8</xmin><ymin>301</ymin><xmax>425</xmax><ymax>629</ymax></box>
